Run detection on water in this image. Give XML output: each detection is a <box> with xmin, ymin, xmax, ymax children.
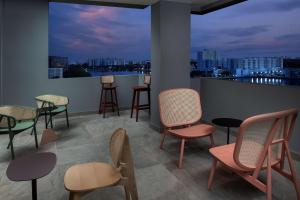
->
<box><xmin>225</xmin><ymin>77</ymin><xmax>300</xmax><ymax>86</ymax></box>
<box><xmin>89</xmin><ymin>71</ymin><xmax>145</xmax><ymax>77</ymax></box>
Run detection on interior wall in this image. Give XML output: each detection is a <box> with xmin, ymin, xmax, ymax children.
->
<box><xmin>2</xmin><ymin>0</ymin><xmax>139</xmax><ymax>113</ymax></box>
<box><xmin>191</xmin><ymin>78</ymin><xmax>300</xmax><ymax>154</ymax></box>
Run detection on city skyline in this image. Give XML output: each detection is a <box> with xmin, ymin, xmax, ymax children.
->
<box><xmin>49</xmin><ymin>0</ymin><xmax>300</xmax><ymax>63</ymax></box>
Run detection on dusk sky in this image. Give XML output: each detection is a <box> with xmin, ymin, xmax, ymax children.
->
<box><xmin>49</xmin><ymin>0</ymin><xmax>300</xmax><ymax>63</ymax></box>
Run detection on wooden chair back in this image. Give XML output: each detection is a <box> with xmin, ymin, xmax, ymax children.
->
<box><xmin>234</xmin><ymin>109</ymin><xmax>298</xmax><ymax>171</ymax></box>
<box><xmin>158</xmin><ymin>88</ymin><xmax>202</xmax><ymax>128</ymax></box>
<box><xmin>109</xmin><ymin>128</ymin><xmax>138</xmax><ymax>200</ymax></box>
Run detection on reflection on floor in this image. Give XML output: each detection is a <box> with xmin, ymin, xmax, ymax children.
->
<box><xmin>0</xmin><ymin>110</ymin><xmax>299</xmax><ymax>200</ymax></box>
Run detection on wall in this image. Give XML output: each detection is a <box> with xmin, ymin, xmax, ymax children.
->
<box><xmin>0</xmin><ymin>0</ymin><xmax>3</xmax><ymax>104</ymax></box>
<box><xmin>150</xmin><ymin>1</ymin><xmax>191</xmax><ymax>129</ymax></box>
<box><xmin>1</xmin><ymin>0</ymin><xmax>139</xmax><ymax>113</ymax></box>
<box><xmin>191</xmin><ymin>78</ymin><xmax>300</xmax><ymax>154</ymax></box>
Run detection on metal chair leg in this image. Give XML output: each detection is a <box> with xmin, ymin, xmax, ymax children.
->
<box><xmin>66</xmin><ymin>109</ymin><xmax>70</xmax><ymax>128</ymax></box>
<box><xmin>33</xmin><ymin>125</ymin><xmax>38</xmax><ymax>149</ymax></box>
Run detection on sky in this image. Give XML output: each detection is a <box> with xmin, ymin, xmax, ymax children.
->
<box><xmin>49</xmin><ymin>0</ymin><xmax>300</xmax><ymax>63</ymax></box>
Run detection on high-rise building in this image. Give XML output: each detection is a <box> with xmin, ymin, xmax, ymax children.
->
<box><xmin>197</xmin><ymin>49</ymin><xmax>217</xmax><ymax>72</ymax></box>
<box><xmin>49</xmin><ymin>56</ymin><xmax>68</xmax><ymax>69</ymax></box>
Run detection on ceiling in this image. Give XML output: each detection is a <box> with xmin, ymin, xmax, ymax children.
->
<box><xmin>51</xmin><ymin>0</ymin><xmax>247</xmax><ymax>15</ymax></box>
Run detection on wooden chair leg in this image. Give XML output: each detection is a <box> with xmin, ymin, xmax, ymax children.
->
<box><xmin>99</xmin><ymin>88</ymin><xmax>103</xmax><ymax>114</ymax></box>
<box><xmin>210</xmin><ymin>134</ymin><xmax>215</xmax><ymax>147</ymax></box>
<box><xmin>69</xmin><ymin>192</ymin><xmax>80</xmax><ymax>200</ymax></box>
<box><xmin>178</xmin><ymin>138</ymin><xmax>185</xmax><ymax>168</ymax></box>
<box><xmin>267</xmin><ymin>148</ymin><xmax>272</xmax><ymax>200</ymax></box>
<box><xmin>160</xmin><ymin>132</ymin><xmax>167</xmax><ymax>150</ymax></box>
<box><xmin>131</xmin><ymin>90</ymin><xmax>136</xmax><ymax>118</ymax></box>
<box><xmin>114</xmin><ymin>88</ymin><xmax>120</xmax><ymax>116</ymax></box>
<box><xmin>285</xmin><ymin>142</ymin><xmax>300</xmax><ymax>199</ymax></box>
<box><xmin>103</xmin><ymin>90</ymin><xmax>107</xmax><ymax>118</ymax></box>
<box><xmin>208</xmin><ymin>158</ymin><xmax>218</xmax><ymax>190</ymax></box>
<box><xmin>136</xmin><ymin>91</ymin><xmax>140</xmax><ymax>122</ymax></box>
<box><xmin>110</xmin><ymin>89</ymin><xmax>115</xmax><ymax>112</ymax></box>
<box><xmin>124</xmin><ymin>185</ymin><xmax>130</xmax><ymax>200</ymax></box>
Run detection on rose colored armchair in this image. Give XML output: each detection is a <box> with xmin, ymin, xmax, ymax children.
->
<box><xmin>208</xmin><ymin>108</ymin><xmax>300</xmax><ymax>200</ymax></box>
<box><xmin>158</xmin><ymin>88</ymin><xmax>215</xmax><ymax>168</ymax></box>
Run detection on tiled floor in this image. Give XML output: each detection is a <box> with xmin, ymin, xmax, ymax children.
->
<box><xmin>0</xmin><ymin>110</ymin><xmax>299</xmax><ymax>200</ymax></box>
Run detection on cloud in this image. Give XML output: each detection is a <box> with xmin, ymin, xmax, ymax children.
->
<box><xmin>276</xmin><ymin>33</ymin><xmax>300</xmax><ymax>41</ymax></box>
<box><xmin>79</xmin><ymin>7</ymin><xmax>118</xmax><ymax>21</ymax></box>
<box><xmin>222</xmin><ymin>25</ymin><xmax>270</xmax><ymax>37</ymax></box>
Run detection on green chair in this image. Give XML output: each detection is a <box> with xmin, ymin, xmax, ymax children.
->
<box><xmin>0</xmin><ymin>106</ymin><xmax>39</xmax><ymax>159</ymax></box>
<box><xmin>35</xmin><ymin>94</ymin><xmax>69</xmax><ymax>129</ymax></box>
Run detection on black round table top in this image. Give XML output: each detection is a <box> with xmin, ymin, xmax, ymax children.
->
<box><xmin>6</xmin><ymin>152</ymin><xmax>56</xmax><ymax>181</ymax></box>
<box><xmin>212</xmin><ymin>118</ymin><xmax>243</xmax><ymax>128</ymax></box>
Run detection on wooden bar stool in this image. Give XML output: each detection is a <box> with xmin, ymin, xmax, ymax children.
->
<box><xmin>130</xmin><ymin>75</ymin><xmax>151</xmax><ymax>122</ymax></box>
<box><xmin>99</xmin><ymin>75</ymin><xmax>120</xmax><ymax>118</ymax></box>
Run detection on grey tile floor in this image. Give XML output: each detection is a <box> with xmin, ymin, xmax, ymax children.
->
<box><xmin>0</xmin><ymin>110</ymin><xmax>299</xmax><ymax>200</ymax></box>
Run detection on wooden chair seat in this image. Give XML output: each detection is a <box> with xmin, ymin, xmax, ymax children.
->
<box><xmin>169</xmin><ymin>124</ymin><xmax>215</xmax><ymax>139</ymax></box>
<box><xmin>64</xmin><ymin>162</ymin><xmax>121</xmax><ymax>192</ymax></box>
<box><xmin>133</xmin><ymin>86</ymin><xmax>148</xmax><ymax>91</ymax></box>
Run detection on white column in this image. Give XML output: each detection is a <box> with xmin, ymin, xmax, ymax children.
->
<box><xmin>150</xmin><ymin>1</ymin><xmax>191</xmax><ymax>129</ymax></box>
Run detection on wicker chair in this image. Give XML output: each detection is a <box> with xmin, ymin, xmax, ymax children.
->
<box><xmin>0</xmin><ymin>106</ymin><xmax>39</xmax><ymax>159</ymax></box>
<box><xmin>158</xmin><ymin>88</ymin><xmax>215</xmax><ymax>168</ymax></box>
<box><xmin>64</xmin><ymin>128</ymin><xmax>138</xmax><ymax>200</ymax></box>
<box><xmin>208</xmin><ymin>109</ymin><xmax>300</xmax><ymax>200</ymax></box>
<box><xmin>35</xmin><ymin>94</ymin><xmax>69</xmax><ymax>129</ymax></box>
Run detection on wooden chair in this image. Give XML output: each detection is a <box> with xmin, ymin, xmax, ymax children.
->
<box><xmin>208</xmin><ymin>109</ymin><xmax>300</xmax><ymax>200</ymax></box>
<box><xmin>99</xmin><ymin>75</ymin><xmax>120</xmax><ymax>118</ymax></box>
<box><xmin>130</xmin><ymin>75</ymin><xmax>151</xmax><ymax>122</ymax></box>
<box><xmin>158</xmin><ymin>88</ymin><xmax>215</xmax><ymax>168</ymax></box>
<box><xmin>64</xmin><ymin>128</ymin><xmax>138</xmax><ymax>200</ymax></box>
<box><xmin>35</xmin><ymin>94</ymin><xmax>69</xmax><ymax>129</ymax></box>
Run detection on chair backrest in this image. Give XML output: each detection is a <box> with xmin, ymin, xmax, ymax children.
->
<box><xmin>101</xmin><ymin>75</ymin><xmax>115</xmax><ymax>85</ymax></box>
<box><xmin>144</xmin><ymin>75</ymin><xmax>151</xmax><ymax>86</ymax></box>
<box><xmin>109</xmin><ymin>128</ymin><xmax>138</xmax><ymax>200</ymax></box>
<box><xmin>234</xmin><ymin>108</ymin><xmax>298</xmax><ymax>170</ymax></box>
<box><xmin>0</xmin><ymin>114</ymin><xmax>16</xmax><ymax>130</ymax></box>
<box><xmin>36</xmin><ymin>94</ymin><xmax>69</xmax><ymax>108</ymax></box>
<box><xmin>158</xmin><ymin>88</ymin><xmax>202</xmax><ymax>128</ymax></box>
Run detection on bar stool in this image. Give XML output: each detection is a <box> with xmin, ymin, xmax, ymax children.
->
<box><xmin>130</xmin><ymin>75</ymin><xmax>151</xmax><ymax>122</ymax></box>
<box><xmin>99</xmin><ymin>75</ymin><xmax>120</xmax><ymax>118</ymax></box>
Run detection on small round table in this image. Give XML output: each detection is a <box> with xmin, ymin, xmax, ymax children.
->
<box><xmin>6</xmin><ymin>152</ymin><xmax>56</xmax><ymax>200</ymax></box>
<box><xmin>212</xmin><ymin>118</ymin><xmax>243</xmax><ymax>144</ymax></box>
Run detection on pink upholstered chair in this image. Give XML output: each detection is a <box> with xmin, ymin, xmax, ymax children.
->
<box><xmin>158</xmin><ymin>88</ymin><xmax>215</xmax><ymax>168</ymax></box>
<box><xmin>208</xmin><ymin>108</ymin><xmax>300</xmax><ymax>200</ymax></box>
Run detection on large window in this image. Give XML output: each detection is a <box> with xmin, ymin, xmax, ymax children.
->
<box><xmin>49</xmin><ymin>2</ymin><xmax>150</xmax><ymax>79</ymax></box>
<box><xmin>191</xmin><ymin>0</ymin><xmax>300</xmax><ymax>86</ymax></box>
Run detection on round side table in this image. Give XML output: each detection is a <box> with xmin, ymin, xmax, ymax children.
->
<box><xmin>6</xmin><ymin>152</ymin><xmax>56</xmax><ymax>200</ymax></box>
<box><xmin>212</xmin><ymin>118</ymin><xmax>243</xmax><ymax>144</ymax></box>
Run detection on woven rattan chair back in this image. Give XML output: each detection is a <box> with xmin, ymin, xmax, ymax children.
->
<box><xmin>144</xmin><ymin>75</ymin><xmax>151</xmax><ymax>86</ymax></box>
<box><xmin>234</xmin><ymin>109</ymin><xmax>298</xmax><ymax>170</ymax></box>
<box><xmin>158</xmin><ymin>88</ymin><xmax>202</xmax><ymax>128</ymax></box>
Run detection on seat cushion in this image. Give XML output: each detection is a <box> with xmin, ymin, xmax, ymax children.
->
<box><xmin>169</xmin><ymin>124</ymin><xmax>215</xmax><ymax>139</ymax></box>
<box><xmin>0</xmin><ymin>120</ymin><xmax>34</xmax><ymax>133</ymax></box>
<box><xmin>64</xmin><ymin>162</ymin><xmax>121</xmax><ymax>192</ymax></box>
<box><xmin>52</xmin><ymin>105</ymin><xmax>66</xmax><ymax>113</ymax></box>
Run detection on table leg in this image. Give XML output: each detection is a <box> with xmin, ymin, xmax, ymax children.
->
<box><xmin>227</xmin><ymin>127</ymin><xmax>230</xmax><ymax>144</ymax></box>
<box><xmin>32</xmin><ymin>179</ymin><xmax>37</xmax><ymax>200</ymax></box>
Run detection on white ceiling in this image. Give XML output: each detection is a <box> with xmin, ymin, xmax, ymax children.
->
<box><xmin>52</xmin><ymin>0</ymin><xmax>247</xmax><ymax>15</ymax></box>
